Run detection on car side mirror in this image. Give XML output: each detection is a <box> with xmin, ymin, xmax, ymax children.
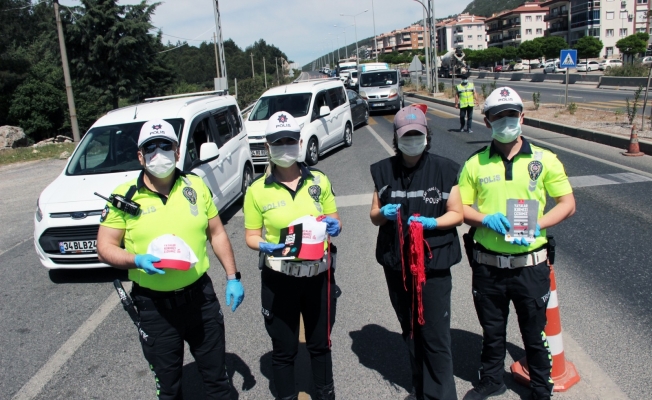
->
<box><xmin>199</xmin><ymin>142</ymin><xmax>220</xmax><ymax>162</ymax></box>
<box><xmin>400</xmin><ymin>80</ymin><xmax>405</xmax><ymax>86</ymax></box>
<box><xmin>319</xmin><ymin>106</ymin><xmax>331</xmax><ymax>117</ymax></box>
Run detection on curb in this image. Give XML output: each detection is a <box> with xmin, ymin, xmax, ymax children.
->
<box><xmin>407</xmin><ymin>92</ymin><xmax>652</xmax><ymax>155</ymax></box>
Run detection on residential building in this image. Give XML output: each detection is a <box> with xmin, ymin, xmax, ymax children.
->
<box><xmin>435</xmin><ymin>13</ymin><xmax>487</xmax><ymax>53</ymax></box>
<box><xmin>486</xmin><ymin>3</ymin><xmax>549</xmax><ymax>48</ymax></box>
<box><xmin>634</xmin><ymin>0</ymin><xmax>651</xmax><ymax>36</ymax></box>
<box><xmin>566</xmin><ymin>0</ymin><xmax>636</xmax><ymax>58</ymax></box>
<box><xmin>542</xmin><ymin>0</ymin><xmax>571</xmax><ymax>43</ymax></box>
<box><xmin>375</xmin><ymin>24</ymin><xmax>431</xmax><ymax>54</ymax></box>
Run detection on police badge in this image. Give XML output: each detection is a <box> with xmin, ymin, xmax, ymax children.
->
<box><xmin>528</xmin><ymin>161</ymin><xmax>543</xmax><ymax>181</ymax></box>
<box><xmin>183</xmin><ymin>187</ymin><xmax>197</xmax><ymax>205</ymax></box>
<box><xmin>308</xmin><ymin>185</ymin><xmax>321</xmax><ymax>202</ymax></box>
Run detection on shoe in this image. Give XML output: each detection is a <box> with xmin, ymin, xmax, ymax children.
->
<box><xmin>463</xmin><ymin>379</ymin><xmax>507</xmax><ymax>400</ymax></box>
<box><xmin>460</xmin><ymin>126</ymin><xmax>465</xmax><ymax>132</ymax></box>
<box><xmin>530</xmin><ymin>392</ymin><xmax>551</xmax><ymax>400</ymax></box>
<box><xmin>314</xmin><ymin>382</ymin><xmax>335</xmax><ymax>400</ymax></box>
<box><xmin>467</xmin><ymin>129</ymin><xmax>473</xmax><ymax>133</ymax></box>
<box><xmin>404</xmin><ymin>390</ymin><xmax>424</xmax><ymax>400</ymax></box>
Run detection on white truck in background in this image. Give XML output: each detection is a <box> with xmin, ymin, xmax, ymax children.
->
<box><xmin>438</xmin><ymin>47</ymin><xmax>468</xmax><ymax>78</ymax></box>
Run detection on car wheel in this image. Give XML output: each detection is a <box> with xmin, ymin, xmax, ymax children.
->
<box><xmin>241</xmin><ymin>164</ymin><xmax>253</xmax><ymax>195</ymax></box>
<box><xmin>343</xmin><ymin>123</ymin><xmax>353</xmax><ymax>147</ymax></box>
<box><xmin>306</xmin><ymin>137</ymin><xmax>319</xmax><ymax>166</ymax></box>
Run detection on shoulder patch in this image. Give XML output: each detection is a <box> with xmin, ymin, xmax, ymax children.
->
<box><xmin>530</xmin><ymin>143</ymin><xmax>556</xmax><ymax>154</ymax></box>
<box><xmin>465</xmin><ymin>145</ymin><xmax>489</xmax><ymax>161</ymax></box>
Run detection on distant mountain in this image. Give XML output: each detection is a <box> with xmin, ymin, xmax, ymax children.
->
<box><xmin>462</xmin><ymin>0</ymin><xmax>525</xmax><ymax>17</ymax></box>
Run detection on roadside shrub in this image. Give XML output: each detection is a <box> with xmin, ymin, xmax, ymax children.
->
<box><xmin>567</xmin><ymin>102</ymin><xmax>577</xmax><ymax>115</ymax></box>
<box><xmin>615</xmin><ymin>109</ymin><xmax>624</xmax><ymax>122</ymax></box>
<box><xmin>438</xmin><ymin>81</ymin><xmax>445</xmax><ymax>93</ymax></box>
<box><xmin>625</xmin><ymin>85</ymin><xmax>643</xmax><ymax>124</ymax></box>
<box><xmin>490</xmin><ymin>80</ymin><xmax>497</xmax><ymax>91</ymax></box>
<box><xmin>532</xmin><ymin>92</ymin><xmax>541</xmax><ymax>110</ymax></box>
<box><xmin>481</xmin><ymin>83</ymin><xmax>488</xmax><ymax>99</ymax></box>
<box><xmin>604</xmin><ymin>63</ymin><xmax>649</xmax><ymax>77</ymax></box>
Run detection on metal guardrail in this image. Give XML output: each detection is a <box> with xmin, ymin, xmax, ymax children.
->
<box><xmin>468</xmin><ymin>71</ymin><xmax>600</xmax><ymax>84</ymax></box>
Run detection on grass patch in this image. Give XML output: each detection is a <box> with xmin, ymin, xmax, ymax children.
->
<box><xmin>0</xmin><ymin>143</ymin><xmax>77</xmax><ymax>167</ymax></box>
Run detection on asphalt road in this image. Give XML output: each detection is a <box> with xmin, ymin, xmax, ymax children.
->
<box><xmin>2</xmin><ymin>81</ymin><xmax>652</xmax><ymax>399</ymax></box>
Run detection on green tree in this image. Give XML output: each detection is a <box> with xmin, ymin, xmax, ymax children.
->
<box><xmin>482</xmin><ymin>47</ymin><xmax>504</xmax><ymax>64</ymax></box>
<box><xmin>517</xmin><ymin>40</ymin><xmax>542</xmax><ymax>72</ymax></box>
<box><xmin>502</xmin><ymin>46</ymin><xmax>518</xmax><ymax>61</ymax></box>
<box><xmin>535</xmin><ymin>36</ymin><xmax>568</xmax><ymax>60</ymax></box>
<box><xmin>574</xmin><ymin>36</ymin><xmax>604</xmax><ymax>67</ymax></box>
<box><xmin>616</xmin><ymin>34</ymin><xmax>648</xmax><ymax>60</ymax></box>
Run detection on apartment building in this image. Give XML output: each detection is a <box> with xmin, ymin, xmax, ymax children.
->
<box><xmin>542</xmin><ymin>0</ymin><xmax>571</xmax><ymax>43</ymax></box>
<box><xmin>634</xmin><ymin>0</ymin><xmax>651</xmax><ymax>35</ymax></box>
<box><xmin>486</xmin><ymin>3</ymin><xmax>549</xmax><ymax>48</ymax></box>
<box><xmin>375</xmin><ymin>24</ymin><xmax>431</xmax><ymax>54</ymax></box>
<box><xmin>435</xmin><ymin>13</ymin><xmax>487</xmax><ymax>53</ymax></box>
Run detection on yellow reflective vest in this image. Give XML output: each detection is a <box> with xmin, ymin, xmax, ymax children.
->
<box><xmin>457</xmin><ymin>83</ymin><xmax>475</xmax><ymax>108</ymax></box>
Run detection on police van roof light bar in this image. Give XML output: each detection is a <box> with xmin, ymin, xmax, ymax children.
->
<box><xmin>144</xmin><ymin>90</ymin><xmax>227</xmax><ymax>102</ymax></box>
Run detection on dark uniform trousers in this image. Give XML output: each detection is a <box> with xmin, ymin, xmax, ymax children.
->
<box><xmin>384</xmin><ymin>267</ymin><xmax>457</xmax><ymax>400</ymax></box>
<box><xmin>471</xmin><ymin>260</ymin><xmax>553</xmax><ymax>397</ymax></box>
<box><xmin>133</xmin><ymin>274</ymin><xmax>231</xmax><ymax>400</ymax></box>
<box><xmin>261</xmin><ymin>266</ymin><xmax>337</xmax><ymax>398</ymax></box>
<box><xmin>459</xmin><ymin>107</ymin><xmax>473</xmax><ymax>130</ymax></box>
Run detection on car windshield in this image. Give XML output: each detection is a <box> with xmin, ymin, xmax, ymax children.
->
<box><xmin>360</xmin><ymin>71</ymin><xmax>397</xmax><ymax>87</ymax></box>
<box><xmin>249</xmin><ymin>93</ymin><xmax>312</xmax><ymax>121</ymax></box>
<box><xmin>66</xmin><ymin>119</ymin><xmax>184</xmax><ymax>176</ymax></box>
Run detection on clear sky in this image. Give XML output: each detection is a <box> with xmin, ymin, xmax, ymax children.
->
<box><xmin>59</xmin><ymin>0</ymin><xmax>468</xmax><ymax>66</ymax></box>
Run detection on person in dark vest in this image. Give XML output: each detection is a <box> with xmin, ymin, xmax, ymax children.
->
<box><xmin>369</xmin><ymin>104</ymin><xmax>464</xmax><ymax>400</ymax></box>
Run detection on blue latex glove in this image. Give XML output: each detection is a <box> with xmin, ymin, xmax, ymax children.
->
<box><xmin>513</xmin><ymin>224</ymin><xmax>541</xmax><ymax>247</ymax></box>
<box><xmin>259</xmin><ymin>242</ymin><xmax>285</xmax><ymax>255</ymax></box>
<box><xmin>482</xmin><ymin>213</ymin><xmax>511</xmax><ymax>235</ymax></box>
<box><xmin>134</xmin><ymin>254</ymin><xmax>165</xmax><ymax>275</ymax></box>
<box><xmin>407</xmin><ymin>216</ymin><xmax>438</xmax><ymax>230</ymax></box>
<box><xmin>379</xmin><ymin>204</ymin><xmax>401</xmax><ymax>221</ymax></box>
<box><xmin>322</xmin><ymin>216</ymin><xmax>341</xmax><ymax>237</ymax></box>
<box><xmin>225</xmin><ymin>280</ymin><xmax>244</xmax><ymax>312</ymax></box>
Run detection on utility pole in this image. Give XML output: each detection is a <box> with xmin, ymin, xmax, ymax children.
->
<box><xmin>430</xmin><ymin>0</ymin><xmax>439</xmax><ymax>94</ymax></box>
<box><xmin>212</xmin><ymin>1</ymin><xmax>228</xmax><ymax>88</ymax></box>
<box><xmin>213</xmin><ymin>32</ymin><xmax>220</xmax><ymax>78</ymax></box>
<box><xmin>422</xmin><ymin>6</ymin><xmax>431</xmax><ymax>92</ymax></box>
<box><xmin>250</xmin><ymin>53</ymin><xmax>255</xmax><ymax>78</ymax></box>
<box><xmin>372</xmin><ymin>0</ymin><xmax>378</xmax><ymax>62</ymax></box>
<box><xmin>263</xmin><ymin>57</ymin><xmax>267</xmax><ymax>88</ymax></box>
<box><xmin>53</xmin><ymin>0</ymin><xmax>80</xmax><ymax>142</ymax></box>
<box><xmin>276</xmin><ymin>57</ymin><xmax>280</xmax><ymax>85</ymax></box>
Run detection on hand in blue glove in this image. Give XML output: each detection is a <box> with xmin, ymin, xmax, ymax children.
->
<box><xmin>225</xmin><ymin>279</ymin><xmax>244</xmax><ymax>312</ymax></box>
<box><xmin>407</xmin><ymin>216</ymin><xmax>438</xmax><ymax>230</ymax></box>
<box><xmin>134</xmin><ymin>254</ymin><xmax>165</xmax><ymax>275</ymax></box>
<box><xmin>322</xmin><ymin>216</ymin><xmax>341</xmax><ymax>237</ymax></box>
<box><xmin>513</xmin><ymin>224</ymin><xmax>541</xmax><ymax>247</ymax></box>
<box><xmin>259</xmin><ymin>242</ymin><xmax>286</xmax><ymax>255</ymax></box>
<box><xmin>482</xmin><ymin>213</ymin><xmax>511</xmax><ymax>235</ymax></box>
<box><xmin>379</xmin><ymin>204</ymin><xmax>401</xmax><ymax>221</ymax></box>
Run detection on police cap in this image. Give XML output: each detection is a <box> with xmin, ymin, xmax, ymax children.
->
<box><xmin>483</xmin><ymin>86</ymin><xmax>524</xmax><ymax>116</ymax></box>
<box><xmin>265</xmin><ymin>111</ymin><xmax>301</xmax><ymax>144</ymax></box>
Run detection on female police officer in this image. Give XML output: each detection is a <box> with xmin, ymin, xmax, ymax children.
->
<box><xmin>243</xmin><ymin>112</ymin><xmax>342</xmax><ymax>400</ymax></box>
<box><xmin>369</xmin><ymin>105</ymin><xmax>464</xmax><ymax>400</ymax></box>
<box><xmin>97</xmin><ymin>119</ymin><xmax>244</xmax><ymax>399</ymax></box>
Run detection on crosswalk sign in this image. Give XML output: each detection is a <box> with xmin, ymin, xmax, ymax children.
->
<box><xmin>560</xmin><ymin>49</ymin><xmax>577</xmax><ymax>68</ymax></box>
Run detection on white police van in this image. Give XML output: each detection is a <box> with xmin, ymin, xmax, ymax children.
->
<box><xmin>34</xmin><ymin>91</ymin><xmax>254</xmax><ymax>269</ymax></box>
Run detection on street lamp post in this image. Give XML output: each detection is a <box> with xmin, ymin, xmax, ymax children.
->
<box><xmin>412</xmin><ymin>0</ymin><xmax>439</xmax><ymax>93</ymax></box>
<box><xmin>371</xmin><ymin>0</ymin><xmax>378</xmax><ymax>62</ymax></box>
<box><xmin>341</xmin><ymin>10</ymin><xmax>368</xmax><ymax>67</ymax></box>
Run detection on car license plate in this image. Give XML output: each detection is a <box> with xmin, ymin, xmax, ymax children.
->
<box><xmin>251</xmin><ymin>150</ymin><xmax>267</xmax><ymax>157</ymax></box>
<box><xmin>373</xmin><ymin>103</ymin><xmax>385</xmax><ymax>107</ymax></box>
<box><xmin>59</xmin><ymin>240</ymin><xmax>97</xmax><ymax>254</ymax></box>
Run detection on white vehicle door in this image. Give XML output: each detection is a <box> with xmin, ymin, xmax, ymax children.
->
<box><xmin>209</xmin><ymin>106</ymin><xmax>241</xmax><ymax>205</ymax></box>
<box><xmin>309</xmin><ymin>90</ymin><xmax>330</xmax><ymax>149</ymax></box>
<box><xmin>184</xmin><ymin>112</ymin><xmax>229</xmax><ymax>210</ymax></box>
<box><xmin>324</xmin><ymin>87</ymin><xmax>347</xmax><ymax>148</ymax></box>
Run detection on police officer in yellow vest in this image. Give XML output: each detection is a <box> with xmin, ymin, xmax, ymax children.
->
<box><xmin>455</xmin><ymin>77</ymin><xmax>478</xmax><ymax>133</ymax></box>
<box><xmin>458</xmin><ymin>87</ymin><xmax>575</xmax><ymax>400</ymax></box>
<box><xmin>97</xmin><ymin>119</ymin><xmax>244</xmax><ymax>399</ymax></box>
<box><xmin>243</xmin><ymin>111</ymin><xmax>341</xmax><ymax>400</ymax></box>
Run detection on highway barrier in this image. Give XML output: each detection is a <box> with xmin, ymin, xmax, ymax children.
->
<box><xmin>468</xmin><ymin>71</ymin><xmax>600</xmax><ymax>84</ymax></box>
<box><xmin>406</xmin><ymin>92</ymin><xmax>652</xmax><ymax>155</ymax></box>
<box><xmin>598</xmin><ymin>76</ymin><xmax>649</xmax><ymax>88</ymax></box>
<box><xmin>511</xmin><ymin>265</ymin><xmax>581</xmax><ymax>392</ymax></box>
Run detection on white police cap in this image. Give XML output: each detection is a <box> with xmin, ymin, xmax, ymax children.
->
<box><xmin>265</xmin><ymin>111</ymin><xmax>301</xmax><ymax>143</ymax></box>
<box><xmin>138</xmin><ymin>119</ymin><xmax>178</xmax><ymax>147</ymax></box>
<box><xmin>483</xmin><ymin>86</ymin><xmax>524</xmax><ymax>116</ymax></box>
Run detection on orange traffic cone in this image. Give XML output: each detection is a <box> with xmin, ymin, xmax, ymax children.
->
<box><xmin>622</xmin><ymin>125</ymin><xmax>645</xmax><ymax>157</ymax></box>
<box><xmin>511</xmin><ymin>265</ymin><xmax>581</xmax><ymax>392</ymax></box>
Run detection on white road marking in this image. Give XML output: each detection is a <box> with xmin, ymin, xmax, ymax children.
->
<box><xmin>551</xmin><ymin>94</ymin><xmax>583</xmax><ymax>98</ymax></box>
<box><xmin>0</xmin><ymin>237</ymin><xmax>33</xmax><ymax>258</ymax></box>
<box><xmin>570</xmin><ymin>172</ymin><xmax>652</xmax><ymax>188</ymax></box>
<box><xmin>364</xmin><ymin>125</ymin><xmax>395</xmax><ymax>156</ymax></box>
<box><xmin>12</xmin><ymin>283</ymin><xmax>130</xmax><ymax>400</ymax></box>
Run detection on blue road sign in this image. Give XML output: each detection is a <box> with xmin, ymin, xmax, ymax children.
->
<box><xmin>560</xmin><ymin>49</ymin><xmax>577</xmax><ymax>68</ymax></box>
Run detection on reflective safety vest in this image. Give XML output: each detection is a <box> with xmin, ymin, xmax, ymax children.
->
<box><xmin>457</xmin><ymin>83</ymin><xmax>475</xmax><ymax>108</ymax></box>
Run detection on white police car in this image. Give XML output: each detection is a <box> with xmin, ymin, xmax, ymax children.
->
<box><xmin>34</xmin><ymin>91</ymin><xmax>254</xmax><ymax>269</ymax></box>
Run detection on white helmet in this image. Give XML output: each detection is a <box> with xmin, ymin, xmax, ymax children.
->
<box><xmin>483</xmin><ymin>86</ymin><xmax>523</xmax><ymax>116</ymax></box>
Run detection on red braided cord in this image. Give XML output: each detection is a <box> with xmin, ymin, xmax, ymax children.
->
<box><xmin>327</xmin><ymin>236</ymin><xmax>332</xmax><ymax>348</ymax></box>
<box><xmin>408</xmin><ymin>217</ymin><xmax>427</xmax><ymax>326</ymax></box>
<box><xmin>396</xmin><ymin>210</ymin><xmax>408</xmax><ymax>291</ymax></box>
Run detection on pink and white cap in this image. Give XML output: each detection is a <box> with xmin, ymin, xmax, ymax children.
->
<box><xmin>146</xmin><ymin>234</ymin><xmax>199</xmax><ymax>271</ymax></box>
<box><xmin>289</xmin><ymin>215</ymin><xmax>328</xmax><ymax>261</ymax></box>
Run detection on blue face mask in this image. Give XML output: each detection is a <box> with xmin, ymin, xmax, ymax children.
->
<box><xmin>490</xmin><ymin>116</ymin><xmax>522</xmax><ymax>143</ymax></box>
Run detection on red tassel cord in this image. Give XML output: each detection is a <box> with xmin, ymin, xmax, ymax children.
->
<box><xmin>396</xmin><ymin>210</ymin><xmax>408</xmax><ymax>291</ymax></box>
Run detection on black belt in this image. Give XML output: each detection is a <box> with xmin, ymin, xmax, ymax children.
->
<box><xmin>132</xmin><ymin>273</ymin><xmax>209</xmax><ymax>309</ymax></box>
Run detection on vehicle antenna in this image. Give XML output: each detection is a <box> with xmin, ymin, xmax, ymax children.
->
<box><xmin>133</xmin><ymin>106</ymin><xmax>138</xmax><ymax>120</ymax></box>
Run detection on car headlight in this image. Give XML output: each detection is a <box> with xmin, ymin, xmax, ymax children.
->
<box><xmin>35</xmin><ymin>198</ymin><xmax>43</xmax><ymax>222</ymax></box>
<box><xmin>359</xmin><ymin>91</ymin><xmax>368</xmax><ymax>99</ymax></box>
<box><xmin>388</xmin><ymin>89</ymin><xmax>398</xmax><ymax>98</ymax></box>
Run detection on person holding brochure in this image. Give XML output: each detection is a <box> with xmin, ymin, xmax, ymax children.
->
<box><xmin>457</xmin><ymin>87</ymin><xmax>576</xmax><ymax>400</ymax></box>
<box><xmin>243</xmin><ymin>111</ymin><xmax>341</xmax><ymax>400</ymax></box>
<box><xmin>369</xmin><ymin>104</ymin><xmax>464</xmax><ymax>400</ymax></box>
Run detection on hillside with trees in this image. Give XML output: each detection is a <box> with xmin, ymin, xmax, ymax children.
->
<box><xmin>0</xmin><ymin>0</ymin><xmax>294</xmax><ymax>142</ymax></box>
<box><xmin>462</xmin><ymin>0</ymin><xmax>524</xmax><ymax>17</ymax></box>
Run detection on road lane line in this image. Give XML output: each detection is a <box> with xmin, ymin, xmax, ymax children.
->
<box><xmin>13</xmin><ymin>285</ymin><xmax>125</xmax><ymax>400</ymax></box>
<box><xmin>367</xmin><ymin>116</ymin><xmax>377</xmax><ymax>125</ymax></box>
<box><xmin>233</xmin><ymin>193</ymin><xmax>374</xmax><ymax>218</ymax></box>
<box><xmin>365</xmin><ymin>125</ymin><xmax>395</xmax><ymax>156</ymax></box>
<box><xmin>383</xmin><ymin>115</ymin><xmax>395</xmax><ymax>123</ymax></box>
<box><xmin>0</xmin><ymin>236</ymin><xmax>32</xmax><ymax>258</ymax></box>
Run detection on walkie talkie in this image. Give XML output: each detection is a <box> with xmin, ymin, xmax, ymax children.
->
<box><xmin>94</xmin><ymin>192</ymin><xmax>140</xmax><ymax>216</ymax></box>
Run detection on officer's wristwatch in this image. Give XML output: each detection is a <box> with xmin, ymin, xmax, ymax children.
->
<box><xmin>227</xmin><ymin>271</ymin><xmax>241</xmax><ymax>281</ymax></box>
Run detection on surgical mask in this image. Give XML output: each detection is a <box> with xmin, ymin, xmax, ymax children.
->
<box><xmin>490</xmin><ymin>116</ymin><xmax>522</xmax><ymax>143</ymax></box>
<box><xmin>398</xmin><ymin>135</ymin><xmax>427</xmax><ymax>156</ymax></box>
<box><xmin>144</xmin><ymin>148</ymin><xmax>176</xmax><ymax>178</ymax></box>
<box><xmin>461</xmin><ymin>80</ymin><xmax>468</xmax><ymax>85</ymax></box>
<box><xmin>269</xmin><ymin>143</ymin><xmax>300</xmax><ymax>168</ymax></box>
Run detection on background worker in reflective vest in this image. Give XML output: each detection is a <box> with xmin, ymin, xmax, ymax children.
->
<box><xmin>457</xmin><ymin>87</ymin><xmax>575</xmax><ymax>400</ymax></box>
<box><xmin>455</xmin><ymin>77</ymin><xmax>478</xmax><ymax>133</ymax></box>
<box><xmin>97</xmin><ymin>119</ymin><xmax>244</xmax><ymax>400</ymax></box>
<box><xmin>243</xmin><ymin>111</ymin><xmax>342</xmax><ymax>400</ymax></box>
<box><xmin>369</xmin><ymin>104</ymin><xmax>464</xmax><ymax>400</ymax></box>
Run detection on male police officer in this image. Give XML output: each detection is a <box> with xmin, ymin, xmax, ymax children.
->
<box><xmin>97</xmin><ymin>119</ymin><xmax>244</xmax><ymax>399</ymax></box>
<box><xmin>454</xmin><ymin>77</ymin><xmax>478</xmax><ymax>133</ymax></box>
<box><xmin>458</xmin><ymin>88</ymin><xmax>575</xmax><ymax>400</ymax></box>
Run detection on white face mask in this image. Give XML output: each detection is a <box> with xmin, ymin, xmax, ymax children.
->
<box><xmin>398</xmin><ymin>135</ymin><xmax>427</xmax><ymax>156</ymax></box>
<box><xmin>269</xmin><ymin>143</ymin><xmax>300</xmax><ymax>168</ymax></box>
<box><xmin>490</xmin><ymin>116</ymin><xmax>522</xmax><ymax>143</ymax></box>
<box><xmin>144</xmin><ymin>149</ymin><xmax>176</xmax><ymax>178</ymax></box>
